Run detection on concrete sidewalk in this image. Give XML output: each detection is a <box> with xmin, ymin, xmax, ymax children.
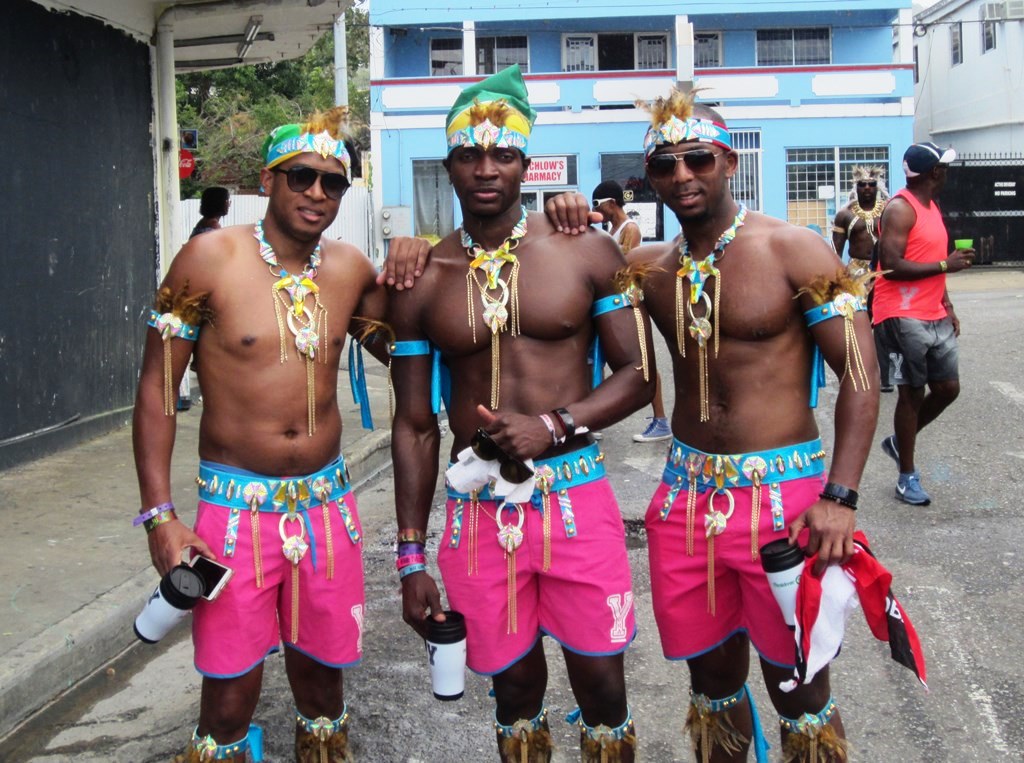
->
<box><xmin>0</xmin><ymin>357</ymin><xmax>395</xmax><ymax>741</ymax></box>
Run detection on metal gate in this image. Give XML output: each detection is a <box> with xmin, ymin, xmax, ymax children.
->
<box><xmin>941</xmin><ymin>153</ymin><xmax>1024</xmax><ymax>266</ymax></box>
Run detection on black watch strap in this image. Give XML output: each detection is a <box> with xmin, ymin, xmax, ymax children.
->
<box><xmin>820</xmin><ymin>481</ymin><xmax>858</xmax><ymax>510</ymax></box>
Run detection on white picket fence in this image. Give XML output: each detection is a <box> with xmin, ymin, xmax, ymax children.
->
<box><xmin>180</xmin><ymin>183</ymin><xmax>374</xmax><ymax>260</ymax></box>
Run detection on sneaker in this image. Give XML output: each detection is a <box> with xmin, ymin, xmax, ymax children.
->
<box><xmin>896</xmin><ymin>471</ymin><xmax>931</xmax><ymax>506</ymax></box>
<box><xmin>633</xmin><ymin>417</ymin><xmax>672</xmax><ymax>443</ymax></box>
<box><xmin>880</xmin><ymin>434</ymin><xmax>899</xmax><ymax>465</ymax></box>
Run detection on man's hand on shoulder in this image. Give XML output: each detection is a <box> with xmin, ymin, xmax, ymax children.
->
<box><xmin>377</xmin><ymin>236</ymin><xmax>433</xmax><ymax>290</ymax></box>
<box><xmin>544</xmin><ymin>192</ymin><xmax>602</xmax><ymax>235</ymax></box>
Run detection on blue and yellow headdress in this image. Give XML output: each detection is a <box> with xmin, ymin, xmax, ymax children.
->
<box><xmin>262</xmin><ymin>106</ymin><xmax>351</xmax><ymax>174</ymax></box>
<box><xmin>445</xmin><ymin>65</ymin><xmax>537</xmax><ymax>155</ymax></box>
<box><xmin>638</xmin><ymin>88</ymin><xmax>731</xmax><ymax>159</ymax></box>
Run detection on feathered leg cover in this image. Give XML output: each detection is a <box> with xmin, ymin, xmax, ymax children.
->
<box><xmin>495</xmin><ymin>707</ymin><xmax>554</xmax><ymax>763</ymax></box>
<box><xmin>568</xmin><ymin>705</ymin><xmax>637</xmax><ymax>763</ymax></box>
<box><xmin>295</xmin><ymin>707</ymin><xmax>354</xmax><ymax>763</ymax></box>
<box><xmin>779</xmin><ymin>697</ymin><xmax>848</xmax><ymax>763</ymax></box>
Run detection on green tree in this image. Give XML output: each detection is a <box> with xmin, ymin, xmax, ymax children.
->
<box><xmin>178</xmin><ymin>7</ymin><xmax>369</xmax><ymax>198</ymax></box>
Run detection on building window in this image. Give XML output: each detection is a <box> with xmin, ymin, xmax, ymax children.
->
<box><xmin>600</xmin><ymin>152</ymin><xmax>663</xmax><ymax>241</ymax></box>
<box><xmin>413</xmin><ymin>160</ymin><xmax>454</xmax><ymax>241</ymax></box>
<box><xmin>756</xmin><ymin>28</ymin><xmax>831</xmax><ymax>66</ymax></box>
<box><xmin>981</xmin><ymin>11</ymin><xmax>997</xmax><ymax>53</ymax></box>
<box><xmin>950</xmin><ymin>22</ymin><xmax>963</xmax><ymax>66</ymax></box>
<box><xmin>430</xmin><ymin>38</ymin><xmax>462</xmax><ymax>76</ymax></box>
<box><xmin>477</xmin><ymin>36</ymin><xmax>529</xmax><ymax>74</ymax></box>
<box><xmin>730</xmin><ymin>130</ymin><xmax>762</xmax><ymax>213</ymax></box>
<box><xmin>785</xmin><ymin>146</ymin><xmax>889</xmax><ymax>229</ymax></box>
<box><xmin>694</xmin><ymin>32</ymin><xmax>722</xmax><ymax>68</ymax></box>
<box><xmin>563</xmin><ymin>32</ymin><xmax>671</xmax><ymax>72</ymax></box>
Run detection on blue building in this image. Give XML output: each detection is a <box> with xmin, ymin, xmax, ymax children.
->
<box><xmin>367</xmin><ymin>0</ymin><xmax>915</xmax><ymax>254</ymax></box>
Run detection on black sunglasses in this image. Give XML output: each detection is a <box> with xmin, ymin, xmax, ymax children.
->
<box><xmin>272</xmin><ymin>165</ymin><xmax>350</xmax><ymax>201</ymax></box>
<box><xmin>857</xmin><ymin>181</ymin><xmax>878</xmax><ymax>188</ymax></box>
<box><xmin>646</xmin><ymin>149</ymin><xmax>721</xmax><ymax>179</ymax></box>
<box><xmin>470</xmin><ymin>428</ymin><xmax>534</xmax><ymax>484</ymax></box>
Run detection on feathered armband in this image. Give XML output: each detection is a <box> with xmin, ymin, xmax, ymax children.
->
<box><xmin>146</xmin><ymin>283</ymin><xmax>210</xmax><ymax>416</ymax></box>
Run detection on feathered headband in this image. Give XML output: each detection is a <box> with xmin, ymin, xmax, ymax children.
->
<box><xmin>262</xmin><ymin>106</ymin><xmax>351</xmax><ymax>174</ymax></box>
<box><xmin>445</xmin><ymin>65</ymin><xmax>536</xmax><ymax>154</ymax></box>
<box><xmin>638</xmin><ymin>87</ymin><xmax>731</xmax><ymax>158</ymax></box>
<box><xmin>849</xmin><ymin>165</ymin><xmax>889</xmax><ymax>200</ymax></box>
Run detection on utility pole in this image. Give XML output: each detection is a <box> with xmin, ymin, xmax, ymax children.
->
<box><xmin>334</xmin><ymin>11</ymin><xmax>348</xmax><ymax>107</ymax></box>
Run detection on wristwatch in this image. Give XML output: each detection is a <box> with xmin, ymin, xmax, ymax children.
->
<box><xmin>820</xmin><ymin>482</ymin><xmax>858</xmax><ymax>510</ymax></box>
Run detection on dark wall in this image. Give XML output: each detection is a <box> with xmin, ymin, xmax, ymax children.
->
<box><xmin>0</xmin><ymin>1</ymin><xmax>155</xmax><ymax>468</ymax></box>
<box><xmin>942</xmin><ymin>158</ymin><xmax>1024</xmax><ymax>266</ymax></box>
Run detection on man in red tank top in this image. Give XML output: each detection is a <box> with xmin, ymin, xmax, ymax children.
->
<box><xmin>873</xmin><ymin>142</ymin><xmax>975</xmax><ymax>505</ymax></box>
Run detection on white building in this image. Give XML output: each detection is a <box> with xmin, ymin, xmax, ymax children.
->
<box><xmin>913</xmin><ymin>0</ymin><xmax>1024</xmax><ymax>153</ymax></box>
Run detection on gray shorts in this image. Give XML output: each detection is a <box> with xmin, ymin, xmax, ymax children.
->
<box><xmin>873</xmin><ymin>316</ymin><xmax>959</xmax><ymax>388</ymax></box>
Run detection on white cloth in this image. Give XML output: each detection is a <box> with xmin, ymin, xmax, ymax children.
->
<box><xmin>445</xmin><ymin>447</ymin><xmax>536</xmax><ymax>505</ymax></box>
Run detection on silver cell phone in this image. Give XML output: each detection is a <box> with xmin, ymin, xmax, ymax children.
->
<box><xmin>189</xmin><ymin>556</ymin><xmax>234</xmax><ymax>601</ymax></box>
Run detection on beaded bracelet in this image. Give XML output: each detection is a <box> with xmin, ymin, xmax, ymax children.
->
<box><xmin>397</xmin><ymin>528</ymin><xmax>427</xmax><ymax>545</ymax></box>
<box><xmin>398</xmin><ymin>563</ymin><xmax>427</xmax><ymax>579</ymax></box>
<box><xmin>143</xmin><ymin>509</ymin><xmax>178</xmax><ymax>534</ymax></box>
<box><xmin>133</xmin><ymin>502</ymin><xmax>175</xmax><ymax>527</ymax></box>
<box><xmin>396</xmin><ymin>553</ymin><xmax>427</xmax><ymax>570</ymax></box>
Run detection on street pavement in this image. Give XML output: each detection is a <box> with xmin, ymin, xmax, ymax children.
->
<box><xmin>2</xmin><ymin>268</ymin><xmax>1023</xmax><ymax>761</ymax></box>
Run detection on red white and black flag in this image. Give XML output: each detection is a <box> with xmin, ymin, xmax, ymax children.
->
<box><xmin>780</xmin><ymin>531</ymin><xmax>927</xmax><ymax>692</ymax></box>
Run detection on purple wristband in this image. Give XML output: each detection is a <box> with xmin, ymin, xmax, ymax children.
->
<box><xmin>134</xmin><ymin>502</ymin><xmax>175</xmax><ymax>527</ymax></box>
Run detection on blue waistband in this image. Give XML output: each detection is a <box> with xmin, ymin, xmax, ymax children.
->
<box><xmin>197</xmin><ymin>454</ymin><xmax>352</xmax><ymax>512</ymax></box>
<box><xmin>662</xmin><ymin>438</ymin><xmax>825</xmax><ymax>490</ymax></box>
<box><xmin>446</xmin><ymin>442</ymin><xmax>606</xmax><ymax>502</ymax></box>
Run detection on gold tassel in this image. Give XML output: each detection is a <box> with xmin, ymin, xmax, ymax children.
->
<box><xmin>467</xmin><ymin>495</ymin><xmax>480</xmax><ymax>576</ymax></box>
<box><xmin>542</xmin><ymin>494</ymin><xmax>552</xmax><ymax>572</ymax></box>
<box><xmin>685</xmin><ymin>702</ymin><xmax>746</xmax><ymax>763</ymax></box>
<box><xmin>698</xmin><ymin>342</ymin><xmax>710</xmax><ymax>422</ymax></box>
<box><xmin>634</xmin><ymin>308</ymin><xmax>650</xmax><ymax>382</ymax></box>
<box><xmin>466</xmin><ymin>270</ymin><xmax>478</xmax><ymax>344</ymax></box>
<box><xmin>675</xmin><ymin>276</ymin><xmax>687</xmax><ymax>357</ymax></box>
<box><xmin>274</xmin><ymin>288</ymin><xmax>289</xmax><ymax>363</ymax></box>
<box><xmin>686</xmin><ymin>477</ymin><xmax>697</xmax><ymax>557</ymax></box>
<box><xmin>307</xmin><ymin>355</ymin><xmax>317</xmax><ymax>436</ymax></box>
<box><xmin>323</xmin><ymin>504</ymin><xmax>334</xmax><ymax>580</ymax></box>
<box><xmin>507</xmin><ymin>547</ymin><xmax>518</xmax><ymax>634</ymax></box>
<box><xmin>250</xmin><ymin>508</ymin><xmax>264</xmax><ymax>589</ymax></box>
<box><xmin>491</xmin><ymin>332</ymin><xmax>501</xmax><ymax>410</ymax></box>
<box><xmin>291</xmin><ymin>564</ymin><xmax>301</xmax><ymax>643</ymax></box>
<box><xmin>751</xmin><ymin>473</ymin><xmax>762</xmax><ymax>562</ymax></box>
<box><xmin>781</xmin><ymin>723</ymin><xmax>849</xmax><ymax>763</ymax></box>
<box><xmin>163</xmin><ymin>338</ymin><xmax>175</xmax><ymax>417</ymax></box>
<box><xmin>509</xmin><ymin>259</ymin><xmax>521</xmax><ymax>337</ymax></box>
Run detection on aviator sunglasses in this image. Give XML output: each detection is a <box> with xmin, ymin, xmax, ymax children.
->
<box><xmin>645</xmin><ymin>149</ymin><xmax>722</xmax><ymax>179</ymax></box>
<box><xmin>470</xmin><ymin>428</ymin><xmax>534</xmax><ymax>484</ymax></box>
<box><xmin>272</xmin><ymin>165</ymin><xmax>351</xmax><ymax>201</ymax></box>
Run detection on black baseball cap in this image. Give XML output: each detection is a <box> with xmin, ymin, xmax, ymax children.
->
<box><xmin>903</xmin><ymin>141</ymin><xmax>956</xmax><ymax>178</ymax></box>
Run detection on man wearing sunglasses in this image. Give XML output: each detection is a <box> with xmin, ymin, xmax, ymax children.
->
<box><xmin>544</xmin><ymin>88</ymin><xmax>879</xmax><ymax>761</ymax></box>
<box><xmin>133</xmin><ymin>107</ymin><xmax>428</xmax><ymax>762</ymax></box>
<box><xmin>389</xmin><ymin>65</ymin><xmax>655</xmax><ymax>762</ymax></box>
<box><xmin>831</xmin><ymin>165</ymin><xmax>889</xmax><ymax>265</ymax></box>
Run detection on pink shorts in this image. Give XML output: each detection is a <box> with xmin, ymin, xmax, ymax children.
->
<box><xmin>646</xmin><ymin>472</ymin><xmax>823</xmax><ymax>667</ymax></box>
<box><xmin>191</xmin><ymin>462</ymin><xmax>365</xmax><ymax>678</ymax></box>
<box><xmin>439</xmin><ymin>476</ymin><xmax>635</xmax><ymax>676</ymax></box>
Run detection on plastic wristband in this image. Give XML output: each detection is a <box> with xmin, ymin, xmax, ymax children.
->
<box><xmin>143</xmin><ymin>509</ymin><xmax>178</xmax><ymax>533</ymax></box>
<box><xmin>551</xmin><ymin>407</ymin><xmax>576</xmax><ymax>439</ymax></box>
<box><xmin>397</xmin><ymin>541</ymin><xmax>425</xmax><ymax>557</ymax></box>
<box><xmin>397</xmin><ymin>528</ymin><xmax>427</xmax><ymax>545</ymax></box>
<box><xmin>539</xmin><ymin>413</ymin><xmax>558</xmax><ymax>446</ymax></box>
<box><xmin>134</xmin><ymin>502</ymin><xmax>175</xmax><ymax>527</ymax></box>
<box><xmin>396</xmin><ymin>553</ymin><xmax>427</xmax><ymax>570</ymax></box>
<box><xmin>398</xmin><ymin>563</ymin><xmax>427</xmax><ymax>579</ymax></box>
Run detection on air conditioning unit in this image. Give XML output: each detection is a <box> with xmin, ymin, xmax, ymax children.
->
<box><xmin>1005</xmin><ymin>0</ymin><xmax>1024</xmax><ymax>19</ymax></box>
<box><xmin>982</xmin><ymin>2</ymin><xmax>1005</xmax><ymax>20</ymax></box>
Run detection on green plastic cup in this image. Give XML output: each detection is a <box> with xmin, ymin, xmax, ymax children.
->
<box><xmin>954</xmin><ymin>239</ymin><xmax>974</xmax><ymax>249</ymax></box>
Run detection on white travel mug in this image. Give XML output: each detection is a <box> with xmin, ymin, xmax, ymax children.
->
<box><xmin>760</xmin><ymin>539</ymin><xmax>805</xmax><ymax>629</ymax></box>
<box><xmin>425</xmin><ymin>611</ymin><xmax>467</xmax><ymax>701</ymax></box>
<box><xmin>134</xmin><ymin>564</ymin><xmax>205</xmax><ymax>644</ymax></box>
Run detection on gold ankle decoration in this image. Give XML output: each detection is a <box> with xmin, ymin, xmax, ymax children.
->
<box><xmin>780</xmin><ymin>698</ymin><xmax>848</xmax><ymax>763</ymax></box>
<box><xmin>496</xmin><ymin>708</ymin><xmax>553</xmax><ymax>763</ymax></box>
<box><xmin>295</xmin><ymin>708</ymin><xmax>353</xmax><ymax>763</ymax></box>
<box><xmin>685</xmin><ymin>690</ymin><xmax>748</xmax><ymax>763</ymax></box>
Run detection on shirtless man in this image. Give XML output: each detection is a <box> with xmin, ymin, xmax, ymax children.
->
<box><xmin>831</xmin><ymin>165</ymin><xmax>888</xmax><ymax>265</ymax></box>
<box><xmin>133</xmin><ymin>109</ymin><xmax>413</xmax><ymax>762</ymax></box>
<box><xmin>389</xmin><ymin>66</ymin><xmax>654</xmax><ymax>763</ymax></box>
<box><xmin>545</xmin><ymin>89</ymin><xmax>879</xmax><ymax>761</ymax></box>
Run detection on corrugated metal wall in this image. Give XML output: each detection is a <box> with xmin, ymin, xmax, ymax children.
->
<box><xmin>0</xmin><ymin>0</ymin><xmax>156</xmax><ymax>470</ymax></box>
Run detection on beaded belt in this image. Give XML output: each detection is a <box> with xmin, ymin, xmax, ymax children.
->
<box><xmin>445</xmin><ymin>442</ymin><xmax>606</xmax><ymax>635</ymax></box>
<box><xmin>658</xmin><ymin>438</ymin><xmax>826</xmax><ymax>617</ymax></box>
<box><xmin>196</xmin><ymin>456</ymin><xmax>359</xmax><ymax>645</ymax></box>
